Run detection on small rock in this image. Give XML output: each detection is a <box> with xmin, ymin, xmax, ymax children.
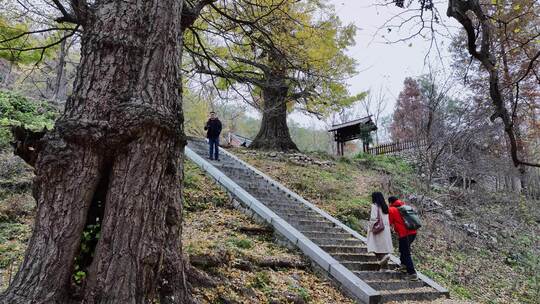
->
<box><xmin>463</xmin><ymin>223</ymin><xmax>479</xmax><ymax>237</ymax></box>
<box><xmin>217</xmin><ymin>295</ymin><xmax>239</xmax><ymax>304</ymax></box>
<box><xmin>234</xmin><ymin>260</ymin><xmax>253</xmax><ymax>271</ymax></box>
<box><xmin>240</xmin><ymin>287</ymin><xmax>257</xmax><ymax>298</ymax></box>
<box><xmin>444</xmin><ymin>209</ymin><xmax>454</xmax><ymax>219</ymax></box>
<box><xmin>283</xmin><ymin>292</ymin><xmax>306</xmax><ymax>304</ymax></box>
<box><xmin>269</xmin><ymin>152</ymin><xmax>277</xmax><ymax>157</ymax></box>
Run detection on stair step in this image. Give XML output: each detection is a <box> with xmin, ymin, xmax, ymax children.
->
<box><xmin>310</xmin><ymin>238</ymin><xmax>363</xmax><ymax>247</ymax></box>
<box><xmin>270</xmin><ymin>206</ymin><xmax>311</xmax><ymax>214</ymax></box>
<box><xmin>280</xmin><ymin>213</ymin><xmax>325</xmax><ymax>221</ymax></box>
<box><xmin>289</xmin><ymin>220</ymin><xmax>336</xmax><ymax>229</ymax></box>
<box><xmin>248</xmin><ymin>193</ymin><xmax>286</xmax><ymax>203</ymax></box>
<box><xmin>319</xmin><ymin>245</ymin><xmax>368</xmax><ymax>254</ymax></box>
<box><xmin>272</xmin><ymin>209</ymin><xmax>318</xmax><ymax>216</ymax></box>
<box><xmin>227</xmin><ymin>172</ymin><xmax>259</xmax><ymax>180</ymax></box>
<box><xmin>208</xmin><ymin>160</ymin><xmax>238</xmax><ymax>166</ymax></box>
<box><xmin>341</xmin><ymin>261</ymin><xmax>391</xmax><ymax>271</ymax></box>
<box><xmin>330</xmin><ymin>253</ymin><xmax>379</xmax><ymax>262</ymax></box>
<box><xmin>365</xmin><ymin>279</ymin><xmax>426</xmax><ymax>291</ymax></box>
<box><xmin>266</xmin><ymin>202</ymin><xmax>308</xmax><ymax>209</ymax></box>
<box><xmin>380</xmin><ymin>287</ymin><xmax>444</xmax><ymax>302</ymax></box>
<box><xmin>354</xmin><ymin>270</ymin><xmax>407</xmax><ymax>280</ymax></box>
<box><xmin>303</xmin><ymin>231</ymin><xmax>354</xmax><ymax>240</ymax></box>
<box><xmin>298</xmin><ymin>225</ymin><xmax>347</xmax><ymax>233</ymax></box>
<box><xmin>234</xmin><ymin>182</ymin><xmax>268</xmax><ymax>190</ymax></box>
<box><xmin>250</xmin><ymin>191</ymin><xmax>288</xmax><ymax>201</ymax></box>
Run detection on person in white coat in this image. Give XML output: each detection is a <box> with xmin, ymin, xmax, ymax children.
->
<box><xmin>367</xmin><ymin>192</ymin><xmax>393</xmax><ymax>269</ymax></box>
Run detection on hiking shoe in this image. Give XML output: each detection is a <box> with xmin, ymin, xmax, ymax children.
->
<box><xmin>207</xmin><ymin>157</ymin><xmax>214</xmax><ymax>160</ymax></box>
<box><xmin>406</xmin><ymin>273</ymin><xmax>420</xmax><ymax>281</ymax></box>
<box><xmin>215</xmin><ymin>158</ymin><xmax>220</xmax><ymax>161</ymax></box>
<box><xmin>378</xmin><ymin>254</ymin><xmax>390</xmax><ymax>266</ymax></box>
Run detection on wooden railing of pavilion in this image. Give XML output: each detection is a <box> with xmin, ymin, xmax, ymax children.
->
<box><xmin>366</xmin><ymin>138</ymin><xmax>427</xmax><ymax>155</ymax></box>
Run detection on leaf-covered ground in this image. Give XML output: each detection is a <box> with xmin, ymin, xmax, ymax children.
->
<box><xmin>0</xmin><ymin>152</ymin><xmax>33</xmax><ymax>288</ymax></box>
<box><xmin>183</xmin><ymin>161</ymin><xmax>356</xmax><ymax>304</ymax></box>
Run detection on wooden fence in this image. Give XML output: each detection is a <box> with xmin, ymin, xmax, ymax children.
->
<box><xmin>366</xmin><ymin>139</ymin><xmax>426</xmax><ymax>155</ymax></box>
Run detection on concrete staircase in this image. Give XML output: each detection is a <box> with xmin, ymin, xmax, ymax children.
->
<box><xmin>185</xmin><ymin>139</ymin><xmax>449</xmax><ymax>303</ymax></box>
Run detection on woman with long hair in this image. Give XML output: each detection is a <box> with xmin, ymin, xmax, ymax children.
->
<box><xmin>367</xmin><ymin>192</ymin><xmax>393</xmax><ymax>269</ymax></box>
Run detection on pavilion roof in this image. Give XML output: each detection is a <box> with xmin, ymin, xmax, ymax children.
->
<box><xmin>327</xmin><ymin>115</ymin><xmax>377</xmax><ymax>132</ymax></box>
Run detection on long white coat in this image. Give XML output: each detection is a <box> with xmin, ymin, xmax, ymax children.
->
<box><xmin>366</xmin><ymin>204</ymin><xmax>393</xmax><ymax>254</ymax></box>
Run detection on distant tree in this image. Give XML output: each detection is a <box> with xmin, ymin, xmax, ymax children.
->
<box><xmin>184</xmin><ymin>87</ymin><xmax>211</xmax><ymax>137</ymax></box>
<box><xmin>360</xmin><ymin>87</ymin><xmax>387</xmax><ymax>144</ymax></box>
<box><xmin>447</xmin><ymin>0</ymin><xmax>540</xmax><ymax>167</ymax></box>
<box><xmin>390</xmin><ymin>0</ymin><xmax>540</xmax><ymax>169</ymax></box>
<box><xmin>390</xmin><ymin>77</ymin><xmax>427</xmax><ymax>140</ymax></box>
<box><xmin>186</xmin><ymin>0</ymin><xmax>362</xmax><ymax>151</ymax></box>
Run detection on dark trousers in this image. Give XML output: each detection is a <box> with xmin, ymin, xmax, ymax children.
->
<box><xmin>208</xmin><ymin>137</ymin><xmax>219</xmax><ymax>160</ymax></box>
<box><xmin>398</xmin><ymin>234</ymin><xmax>416</xmax><ymax>274</ymax></box>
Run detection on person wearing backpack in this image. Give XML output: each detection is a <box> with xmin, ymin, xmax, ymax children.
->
<box><xmin>388</xmin><ymin>196</ymin><xmax>419</xmax><ymax>280</ymax></box>
<box><xmin>367</xmin><ymin>192</ymin><xmax>393</xmax><ymax>270</ymax></box>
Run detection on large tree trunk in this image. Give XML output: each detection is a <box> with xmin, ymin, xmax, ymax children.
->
<box><xmin>1</xmin><ymin>1</ymin><xmax>189</xmax><ymax>303</ymax></box>
<box><xmin>250</xmin><ymin>81</ymin><xmax>298</xmax><ymax>151</ymax></box>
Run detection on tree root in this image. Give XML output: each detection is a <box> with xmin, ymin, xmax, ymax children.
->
<box><xmin>237</xmin><ymin>226</ymin><xmax>273</xmax><ymax>235</ymax></box>
<box><xmin>185</xmin><ymin>263</ymin><xmax>219</xmax><ymax>288</ymax></box>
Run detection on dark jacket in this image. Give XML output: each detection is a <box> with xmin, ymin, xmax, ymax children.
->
<box><xmin>204</xmin><ymin>118</ymin><xmax>222</xmax><ymax>139</ymax></box>
<box><xmin>389</xmin><ymin>200</ymin><xmax>417</xmax><ymax>238</ymax></box>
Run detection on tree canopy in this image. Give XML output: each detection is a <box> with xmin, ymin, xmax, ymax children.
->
<box><xmin>187</xmin><ymin>0</ymin><xmax>361</xmax><ymax>112</ymax></box>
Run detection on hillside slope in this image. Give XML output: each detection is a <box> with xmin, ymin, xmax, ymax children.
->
<box><xmin>1</xmin><ymin>147</ymin><xmax>538</xmax><ymax>303</ymax></box>
<box><xmin>230</xmin><ymin>148</ymin><xmax>540</xmax><ymax>304</ymax></box>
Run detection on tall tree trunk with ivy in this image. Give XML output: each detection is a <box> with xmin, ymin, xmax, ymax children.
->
<box><xmin>1</xmin><ymin>1</ymin><xmax>189</xmax><ymax>303</ymax></box>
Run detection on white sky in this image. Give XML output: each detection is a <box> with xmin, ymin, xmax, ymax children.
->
<box><xmin>287</xmin><ymin>0</ymin><xmax>462</xmax><ymax>129</ymax></box>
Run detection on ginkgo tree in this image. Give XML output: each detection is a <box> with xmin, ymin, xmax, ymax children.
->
<box><xmin>185</xmin><ymin>0</ymin><xmax>364</xmax><ymax>151</ymax></box>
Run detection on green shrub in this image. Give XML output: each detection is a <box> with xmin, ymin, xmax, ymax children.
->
<box><xmin>250</xmin><ymin>271</ymin><xmax>271</xmax><ymax>290</ymax></box>
<box><xmin>0</xmin><ymin>222</ymin><xmax>31</xmax><ymax>243</ymax></box>
<box><xmin>289</xmin><ymin>285</ymin><xmax>311</xmax><ymax>302</ymax></box>
<box><xmin>0</xmin><ymin>90</ymin><xmax>58</xmax><ymax>148</ymax></box>
<box><xmin>0</xmin><ymin>221</ymin><xmax>31</xmax><ymax>268</ymax></box>
<box><xmin>228</xmin><ymin>237</ymin><xmax>253</xmax><ymax>249</ymax></box>
<box><xmin>355</xmin><ymin>152</ymin><xmax>413</xmax><ymax>174</ymax></box>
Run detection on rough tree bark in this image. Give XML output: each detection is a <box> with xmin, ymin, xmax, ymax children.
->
<box><xmin>250</xmin><ymin>75</ymin><xmax>298</xmax><ymax>151</ymax></box>
<box><xmin>1</xmin><ymin>1</ymin><xmax>189</xmax><ymax>303</ymax></box>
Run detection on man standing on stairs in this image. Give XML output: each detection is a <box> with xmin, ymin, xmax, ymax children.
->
<box><xmin>204</xmin><ymin>111</ymin><xmax>223</xmax><ymax>161</ymax></box>
<box><xmin>388</xmin><ymin>196</ymin><xmax>419</xmax><ymax>281</ymax></box>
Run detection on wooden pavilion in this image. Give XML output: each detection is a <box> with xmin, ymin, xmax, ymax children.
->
<box><xmin>328</xmin><ymin>116</ymin><xmax>377</xmax><ymax>156</ymax></box>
